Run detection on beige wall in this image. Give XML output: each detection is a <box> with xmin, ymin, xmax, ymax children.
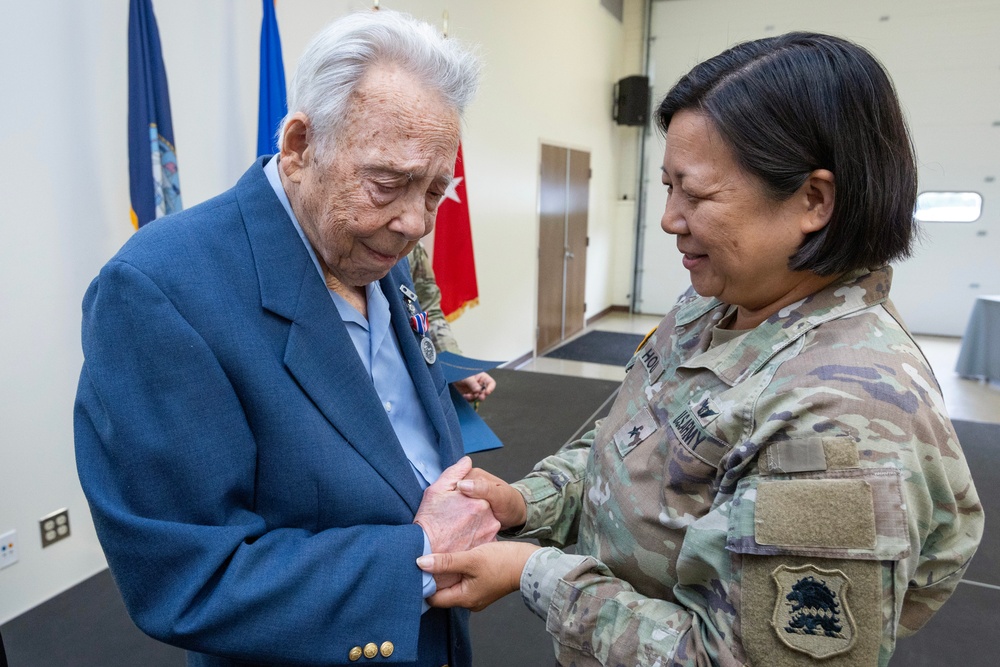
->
<box><xmin>156</xmin><ymin>0</ymin><xmax>645</xmax><ymax>363</ymax></box>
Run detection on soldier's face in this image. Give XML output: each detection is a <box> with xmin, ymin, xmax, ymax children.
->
<box><xmin>294</xmin><ymin>65</ymin><xmax>459</xmax><ymax>288</ymax></box>
<box><xmin>659</xmin><ymin>110</ymin><xmax>813</xmax><ymax>313</ymax></box>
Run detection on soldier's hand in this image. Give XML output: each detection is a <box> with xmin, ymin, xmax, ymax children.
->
<box><xmin>457</xmin><ymin>469</ymin><xmax>527</xmax><ymax>531</ymax></box>
<box><xmin>417</xmin><ymin>541</ymin><xmax>540</xmax><ymax>611</ymax></box>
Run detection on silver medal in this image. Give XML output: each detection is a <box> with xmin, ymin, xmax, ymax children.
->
<box><xmin>420</xmin><ymin>336</ymin><xmax>437</xmax><ymax>365</ymax></box>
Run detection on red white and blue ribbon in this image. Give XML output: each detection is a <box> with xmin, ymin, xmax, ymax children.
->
<box><xmin>409</xmin><ymin>311</ymin><xmax>429</xmax><ymax>336</ymax></box>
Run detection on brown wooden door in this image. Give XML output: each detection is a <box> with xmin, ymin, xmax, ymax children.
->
<box><xmin>536</xmin><ymin>144</ymin><xmax>590</xmax><ymax>354</ymax></box>
<box><xmin>564</xmin><ymin>149</ymin><xmax>590</xmax><ymax>340</ymax></box>
<box><xmin>537</xmin><ymin>145</ymin><xmax>567</xmax><ymax>354</ymax></box>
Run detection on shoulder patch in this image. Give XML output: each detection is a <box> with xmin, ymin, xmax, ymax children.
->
<box><xmin>741</xmin><ymin>555</ymin><xmax>882</xmax><ymax>667</ymax></box>
<box><xmin>761</xmin><ymin>437</ymin><xmax>859</xmax><ymax>475</ymax></box>
<box><xmin>772</xmin><ymin>564</ymin><xmax>856</xmax><ymax>659</ymax></box>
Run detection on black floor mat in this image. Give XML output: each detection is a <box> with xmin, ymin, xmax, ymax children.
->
<box><xmin>542</xmin><ymin>330</ymin><xmax>646</xmax><ymax>367</ymax></box>
<box><xmin>471</xmin><ymin>368</ymin><xmax>620</xmax><ymax>481</ymax></box>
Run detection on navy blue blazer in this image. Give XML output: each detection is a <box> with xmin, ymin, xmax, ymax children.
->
<box><xmin>74</xmin><ymin>158</ymin><xmax>470</xmax><ymax>666</ymax></box>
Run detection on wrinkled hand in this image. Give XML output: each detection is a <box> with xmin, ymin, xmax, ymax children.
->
<box><xmin>417</xmin><ymin>541</ymin><xmax>540</xmax><ymax>611</ymax></box>
<box><xmin>453</xmin><ymin>372</ymin><xmax>496</xmax><ymax>403</ymax></box>
<box><xmin>458</xmin><ymin>468</ymin><xmax>528</xmax><ymax>531</ymax></box>
<box><xmin>414</xmin><ymin>457</ymin><xmax>501</xmax><ymax>589</ymax></box>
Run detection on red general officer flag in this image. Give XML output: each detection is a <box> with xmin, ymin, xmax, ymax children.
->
<box><xmin>433</xmin><ymin>144</ymin><xmax>479</xmax><ymax>320</ymax></box>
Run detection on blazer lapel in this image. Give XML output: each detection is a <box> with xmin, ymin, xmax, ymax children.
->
<box><xmin>237</xmin><ymin>159</ymin><xmax>424</xmax><ymax>513</ymax></box>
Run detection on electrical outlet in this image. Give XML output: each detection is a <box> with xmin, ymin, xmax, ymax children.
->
<box><xmin>0</xmin><ymin>530</ymin><xmax>18</xmax><ymax>569</ymax></box>
<box><xmin>40</xmin><ymin>508</ymin><xmax>71</xmax><ymax>548</ymax></box>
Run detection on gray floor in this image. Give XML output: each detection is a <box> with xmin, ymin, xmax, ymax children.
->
<box><xmin>1</xmin><ymin>568</ymin><xmax>183</xmax><ymax>667</ymax></box>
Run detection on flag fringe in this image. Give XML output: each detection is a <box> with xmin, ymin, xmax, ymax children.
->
<box><xmin>443</xmin><ymin>297</ymin><xmax>480</xmax><ymax>323</ymax></box>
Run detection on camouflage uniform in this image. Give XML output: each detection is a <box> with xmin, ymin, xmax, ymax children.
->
<box><xmin>408</xmin><ymin>241</ymin><xmax>462</xmax><ymax>354</ymax></box>
<box><xmin>510</xmin><ymin>267</ymin><xmax>983</xmax><ymax>666</ymax></box>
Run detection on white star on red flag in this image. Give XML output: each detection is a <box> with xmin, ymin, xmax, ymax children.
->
<box><xmin>443</xmin><ymin>176</ymin><xmax>463</xmax><ymax>204</ymax></box>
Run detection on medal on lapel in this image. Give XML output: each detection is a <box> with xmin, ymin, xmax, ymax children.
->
<box><xmin>400</xmin><ymin>284</ymin><xmax>437</xmax><ymax>365</ymax></box>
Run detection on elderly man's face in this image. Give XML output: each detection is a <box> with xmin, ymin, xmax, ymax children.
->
<box><xmin>293</xmin><ymin>65</ymin><xmax>460</xmax><ymax>290</ymax></box>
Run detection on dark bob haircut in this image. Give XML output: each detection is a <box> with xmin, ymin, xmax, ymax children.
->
<box><xmin>656</xmin><ymin>32</ymin><xmax>917</xmax><ymax>275</ymax></box>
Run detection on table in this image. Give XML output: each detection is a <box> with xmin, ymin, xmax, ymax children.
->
<box><xmin>955</xmin><ymin>295</ymin><xmax>1000</xmax><ymax>381</ymax></box>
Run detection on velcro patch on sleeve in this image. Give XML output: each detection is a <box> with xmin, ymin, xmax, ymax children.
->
<box><xmin>822</xmin><ymin>438</ymin><xmax>860</xmax><ymax>469</ymax></box>
<box><xmin>728</xmin><ymin>469</ymin><xmax>909</xmax><ymax>560</ymax></box>
<box><xmin>761</xmin><ymin>437</ymin><xmax>859</xmax><ymax>474</ymax></box>
<box><xmin>755</xmin><ymin>480</ymin><xmax>876</xmax><ymax>549</ymax></box>
<box><xmin>763</xmin><ymin>439</ymin><xmax>826</xmax><ymax>474</ymax></box>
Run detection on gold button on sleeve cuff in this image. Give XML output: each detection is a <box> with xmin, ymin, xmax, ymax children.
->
<box><xmin>380</xmin><ymin>641</ymin><xmax>394</xmax><ymax>657</ymax></box>
<box><xmin>348</xmin><ymin>646</ymin><xmax>362</xmax><ymax>661</ymax></box>
<box><xmin>363</xmin><ymin>643</ymin><xmax>378</xmax><ymax>659</ymax></box>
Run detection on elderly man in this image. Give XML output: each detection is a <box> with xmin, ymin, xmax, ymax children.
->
<box><xmin>74</xmin><ymin>10</ymin><xmax>492</xmax><ymax>667</ymax></box>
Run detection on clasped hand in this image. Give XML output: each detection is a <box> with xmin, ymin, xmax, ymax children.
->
<box><xmin>414</xmin><ymin>462</ymin><xmax>540</xmax><ymax>610</ymax></box>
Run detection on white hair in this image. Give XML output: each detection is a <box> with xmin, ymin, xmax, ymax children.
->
<box><xmin>278</xmin><ymin>9</ymin><xmax>481</xmax><ymax>156</ymax></box>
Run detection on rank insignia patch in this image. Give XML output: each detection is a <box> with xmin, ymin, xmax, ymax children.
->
<box><xmin>612</xmin><ymin>406</ymin><xmax>658</xmax><ymax>457</ymax></box>
<box><xmin>771</xmin><ymin>565</ymin><xmax>856</xmax><ymax>659</ymax></box>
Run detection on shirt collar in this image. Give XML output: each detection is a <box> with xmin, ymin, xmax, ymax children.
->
<box><xmin>263</xmin><ymin>155</ymin><xmax>327</xmax><ymax>281</ymax></box>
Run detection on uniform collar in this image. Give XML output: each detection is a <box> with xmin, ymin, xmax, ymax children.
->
<box><xmin>677</xmin><ymin>267</ymin><xmax>893</xmax><ymax>386</ymax></box>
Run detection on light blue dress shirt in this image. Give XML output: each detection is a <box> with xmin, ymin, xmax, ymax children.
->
<box><xmin>264</xmin><ymin>157</ymin><xmax>441</xmax><ymax>602</ymax></box>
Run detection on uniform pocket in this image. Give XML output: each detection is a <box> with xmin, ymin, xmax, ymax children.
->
<box><xmin>728</xmin><ymin>469</ymin><xmax>909</xmax><ymax>666</ymax></box>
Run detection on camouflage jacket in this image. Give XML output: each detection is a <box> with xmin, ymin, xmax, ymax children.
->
<box><xmin>511</xmin><ymin>267</ymin><xmax>983</xmax><ymax>667</ymax></box>
<box><xmin>408</xmin><ymin>241</ymin><xmax>461</xmax><ymax>354</ymax></box>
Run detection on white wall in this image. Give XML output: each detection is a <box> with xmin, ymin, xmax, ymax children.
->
<box><xmin>0</xmin><ymin>0</ymin><xmax>133</xmax><ymax>626</ymax></box>
<box><xmin>0</xmin><ymin>0</ymin><xmax>640</xmax><ymax>623</ymax></box>
<box><xmin>635</xmin><ymin>0</ymin><xmax>1000</xmax><ymax>332</ymax></box>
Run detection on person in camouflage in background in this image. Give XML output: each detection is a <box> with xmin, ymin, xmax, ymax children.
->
<box><xmin>417</xmin><ymin>32</ymin><xmax>984</xmax><ymax>666</ymax></box>
<box><xmin>408</xmin><ymin>240</ymin><xmax>462</xmax><ymax>354</ymax></box>
<box><xmin>406</xmin><ymin>240</ymin><xmax>496</xmax><ymax>403</ymax></box>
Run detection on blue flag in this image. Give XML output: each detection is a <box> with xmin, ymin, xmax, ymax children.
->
<box><xmin>257</xmin><ymin>0</ymin><xmax>287</xmax><ymax>157</ymax></box>
<box><xmin>128</xmin><ymin>0</ymin><xmax>181</xmax><ymax>229</ymax></box>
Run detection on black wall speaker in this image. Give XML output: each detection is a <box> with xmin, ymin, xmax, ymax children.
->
<box><xmin>613</xmin><ymin>75</ymin><xmax>650</xmax><ymax>126</ymax></box>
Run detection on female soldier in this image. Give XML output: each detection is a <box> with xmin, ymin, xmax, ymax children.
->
<box><xmin>419</xmin><ymin>32</ymin><xmax>983</xmax><ymax>667</ymax></box>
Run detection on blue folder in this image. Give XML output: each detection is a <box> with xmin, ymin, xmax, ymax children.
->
<box><xmin>437</xmin><ymin>352</ymin><xmax>505</xmax><ymax>454</ymax></box>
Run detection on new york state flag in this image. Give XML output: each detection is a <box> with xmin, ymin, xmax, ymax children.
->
<box><xmin>128</xmin><ymin>0</ymin><xmax>181</xmax><ymax>229</ymax></box>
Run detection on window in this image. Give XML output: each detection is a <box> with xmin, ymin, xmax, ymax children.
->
<box><xmin>914</xmin><ymin>191</ymin><xmax>983</xmax><ymax>223</ymax></box>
